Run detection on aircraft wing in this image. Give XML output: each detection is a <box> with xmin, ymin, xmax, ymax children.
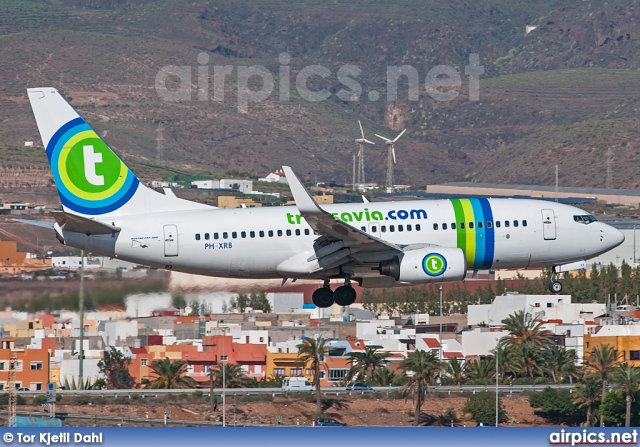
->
<box><xmin>283</xmin><ymin>166</ymin><xmax>402</xmax><ymax>265</ymax></box>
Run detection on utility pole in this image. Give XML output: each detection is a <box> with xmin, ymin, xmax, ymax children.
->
<box><xmin>495</xmin><ymin>347</ymin><xmax>499</xmax><ymax>427</ymax></box>
<box><xmin>554</xmin><ymin>165</ymin><xmax>558</xmax><ymax>202</ymax></box>
<box><xmin>439</xmin><ymin>285</ymin><xmax>443</xmax><ymax>361</ymax></box>
<box><xmin>79</xmin><ymin>249</ymin><xmax>85</xmax><ymax>390</ymax></box>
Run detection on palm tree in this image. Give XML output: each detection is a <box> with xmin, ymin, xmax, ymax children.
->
<box><xmin>465</xmin><ymin>358</ymin><xmax>494</xmax><ymax>383</ymax></box>
<box><xmin>572</xmin><ymin>374</ymin><xmax>602</xmax><ymax>427</ymax></box>
<box><xmin>499</xmin><ymin>310</ymin><xmax>553</xmax><ymax>349</ymax></box>
<box><xmin>297</xmin><ymin>337</ymin><xmax>330</xmax><ymax>414</ymax></box>
<box><xmin>612</xmin><ymin>363</ymin><xmax>640</xmax><ymax>427</ymax></box>
<box><xmin>586</xmin><ymin>344</ymin><xmax>619</xmax><ymax>426</ymax></box>
<box><xmin>211</xmin><ymin>363</ymin><xmax>253</xmax><ymax>388</ymax></box>
<box><xmin>446</xmin><ymin>358</ymin><xmax>465</xmax><ymax>386</ymax></box>
<box><xmin>490</xmin><ymin>346</ymin><xmax>518</xmax><ymax>380</ymax></box>
<box><xmin>543</xmin><ymin>345</ymin><xmax>577</xmax><ymax>383</ymax></box>
<box><xmin>346</xmin><ymin>346</ymin><xmax>391</xmax><ymax>383</ymax></box>
<box><xmin>145</xmin><ymin>358</ymin><xmax>197</xmax><ymax>389</ymax></box>
<box><xmin>374</xmin><ymin>367</ymin><xmax>397</xmax><ymax>386</ymax></box>
<box><xmin>513</xmin><ymin>344</ymin><xmax>545</xmax><ymax>379</ymax></box>
<box><xmin>399</xmin><ymin>350</ymin><xmax>442</xmax><ymax>426</ymax></box>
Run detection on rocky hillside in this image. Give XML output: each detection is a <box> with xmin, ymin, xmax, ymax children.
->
<box><xmin>1</xmin><ymin>0</ymin><xmax>640</xmax><ymax>188</ymax></box>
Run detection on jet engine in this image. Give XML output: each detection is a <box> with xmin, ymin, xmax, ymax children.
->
<box><xmin>379</xmin><ymin>247</ymin><xmax>467</xmax><ymax>284</ymax></box>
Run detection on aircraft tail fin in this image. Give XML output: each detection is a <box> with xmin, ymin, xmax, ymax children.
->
<box><xmin>27</xmin><ymin>88</ymin><xmax>210</xmax><ymax>218</ymax></box>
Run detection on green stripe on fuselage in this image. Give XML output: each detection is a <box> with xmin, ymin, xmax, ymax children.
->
<box><xmin>451</xmin><ymin>198</ymin><xmax>478</xmax><ymax>267</ymax></box>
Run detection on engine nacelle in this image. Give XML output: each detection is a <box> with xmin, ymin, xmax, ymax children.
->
<box><xmin>379</xmin><ymin>247</ymin><xmax>467</xmax><ymax>284</ymax></box>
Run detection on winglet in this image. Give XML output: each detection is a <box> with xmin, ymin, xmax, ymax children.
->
<box><xmin>282</xmin><ymin>166</ymin><xmax>324</xmax><ymax>215</ymax></box>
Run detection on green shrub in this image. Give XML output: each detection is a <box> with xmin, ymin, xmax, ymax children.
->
<box><xmin>463</xmin><ymin>392</ymin><xmax>507</xmax><ymax>424</ymax></box>
<box><xmin>528</xmin><ymin>388</ymin><xmax>584</xmax><ymax>426</ymax></box>
<box><xmin>192</xmin><ymin>390</ymin><xmax>203</xmax><ymax>398</ymax></box>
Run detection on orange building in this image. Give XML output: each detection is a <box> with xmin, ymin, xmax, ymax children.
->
<box><xmin>584</xmin><ymin>328</ymin><xmax>640</xmax><ymax>367</ymax></box>
<box><xmin>0</xmin><ymin>338</ymin><xmax>52</xmax><ymax>391</ymax></box>
<box><xmin>0</xmin><ymin>241</ymin><xmax>51</xmax><ymax>275</ymax></box>
<box><xmin>267</xmin><ymin>339</ymin><xmax>367</xmax><ymax>387</ymax></box>
<box><xmin>185</xmin><ymin>336</ymin><xmax>267</xmax><ymax>384</ymax></box>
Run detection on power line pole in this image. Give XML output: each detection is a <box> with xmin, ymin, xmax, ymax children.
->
<box><xmin>554</xmin><ymin>165</ymin><xmax>558</xmax><ymax>202</ymax></box>
<box><xmin>606</xmin><ymin>147</ymin><xmax>614</xmax><ymax>189</ymax></box>
<box><xmin>79</xmin><ymin>250</ymin><xmax>85</xmax><ymax>390</ymax></box>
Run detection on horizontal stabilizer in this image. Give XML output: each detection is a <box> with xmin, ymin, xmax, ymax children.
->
<box><xmin>52</xmin><ymin>211</ymin><xmax>121</xmax><ymax>235</ymax></box>
<box><xmin>12</xmin><ymin>219</ymin><xmax>55</xmax><ymax>229</ymax></box>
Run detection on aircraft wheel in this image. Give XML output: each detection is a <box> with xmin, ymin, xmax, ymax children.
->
<box><xmin>548</xmin><ymin>281</ymin><xmax>563</xmax><ymax>293</ymax></box>
<box><xmin>334</xmin><ymin>285</ymin><xmax>357</xmax><ymax>306</ymax></box>
<box><xmin>312</xmin><ymin>288</ymin><xmax>335</xmax><ymax>308</ymax></box>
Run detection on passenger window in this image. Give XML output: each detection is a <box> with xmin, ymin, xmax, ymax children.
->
<box><xmin>223</xmin><ymin>232</ymin><xmax>228</xmax><ymax>239</ymax></box>
<box><xmin>478</xmin><ymin>222</ymin><xmax>483</xmax><ymax>229</ymax></box>
<box><xmin>304</xmin><ymin>229</ymin><xmax>310</xmax><ymax>235</ymax></box>
<box><xmin>407</xmin><ymin>224</ymin><xmax>412</xmax><ymax>231</ymax></box>
<box><xmin>522</xmin><ymin>220</ymin><xmax>527</xmax><ymax>227</ymax></box>
<box><xmin>416</xmin><ymin>224</ymin><xmax>421</xmax><ymax>231</ymax></box>
<box><xmin>259</xmin><ymin>231</ymin><xmax>265</xmax><ymax>237</ymax></box>
<box><xmin>513</xmin><ymin>220</ymin><xmax>518</xmax><ymax>227</ymax></box>
<box><xmin>241</xmin><ymin>231</ymin><xmax>246</xmax><ymax>238</ymax></box>
<box><xmin>195</xmin><ymin>234</ymin><xmax>201</xmax><ymax>241</ymax></box>
<box><xmin>361</xmin><ymin>226</ymin><xmax>366</xmax><ymax>232</ymax></box>
<box><xmin>442</xmin><ymin>223</ymin><xmax>447</xmax><ymax>230</ymax></box>
<box><xmin>371</xmin><ymin>226</ymin><xmax>377</xmax><ymax>232</ymax></box>
<box><xmin>205</xmin><ymin>233</ymin><xmax>210</xmax><ymax>240</ymax></box>
<box><xmin>433</xmin><ymin>223</ymin><xmax>439</xmax><ymax>230</ymax></box>
<box><xmin>250</xmin><ymin>231</ymin><xmax>255</xmax><ymax>238</ymax></box>
<box><xmin>295</xmin><ymin>229</ymin><xmax>301</xmax><ymax>236</ymax></box>
<box><xmin>268</xmin><ymin>230</ymin><xmax>274</xmax><ymax>237</ymax></box>
<box><xmin>381</xmin><ymin>226</ymin><xmax>387</xmax><ymax>232</ymax></box>
<box><xmin>495</xmin><ymin>221</ymin><xmax>500</xmax><ymax>228</ymax></box>
<box><xmin>460</xmin><ymin>222</ymin><xmax>465</xmax><ymax>229</ymax></box>
<box><xmin>469</xmin><ymin>222</ymin><xmax>474</xmax><ymax>229</ymax></box>
<box><xmin>277</xmin><ymin>230</ymin><xmax>283</xmax><ymax>236</ymax></box>
<box><xmin>504</xmin><ymin>221</ymin><xmax>510</xmax><ymax>228</ymax></box>
<box><xmin>486</xmin><ymin>222</ymin><xmax>492</xmax><ymax>229</ymax></box>
<box><xmin>390</xmin><ymin>225</ymin><xmax>395</xmax><ymax>232</ymax></box>
<box><xmin>286</xmin><ymin>229</ymin><xmax>292</xmax><ymax>236</ymax></box>
<box><xmin>451</xmin><ymin>223</ymin><xmax>456</xmax><ymax>230</ymax></box>
<box><xmin>232</xmin><ymin>232</ymin><xmax>238</xmax><ymax>239</ymax></box>
<box><xmin>398</xmin><ymin>225</ymin><xmax>403</xmax><ymax>232</ymax></box>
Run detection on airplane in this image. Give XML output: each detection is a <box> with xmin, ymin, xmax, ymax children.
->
<box><xmin>26</xmin><ymin>87</ymin><xmax>625</xmax><ymax>308</ymax></box>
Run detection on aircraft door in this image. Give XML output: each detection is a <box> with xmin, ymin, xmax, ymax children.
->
<box><xmin>541</xmin><ymin>209</ymin><xmax>556</xmax><ymax>240</ymax></box>
<box><xmin>163</xmin><ymin>224</ymin><xmax>179</xmax><ymax>257</ymax></box>
<box><xmin>367</xmin><ymin>222</ymin><xmax>381</xmax><ymax>238</ymax></box>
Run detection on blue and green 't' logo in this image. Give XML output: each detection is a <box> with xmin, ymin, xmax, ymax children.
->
<box><xmin>422</xmin><ymin>253</ymin><xmax>447</xmax><ymax>276</ymax></box>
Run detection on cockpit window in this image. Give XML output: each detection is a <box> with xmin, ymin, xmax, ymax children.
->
<box><xmin>574</xmin><ymin>215</ymin><xmax>597</xmax><ymax>224</ymax></box>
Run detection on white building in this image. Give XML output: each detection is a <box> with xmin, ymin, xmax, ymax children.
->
<box><xmin>267</xmin><ymin>292</ymin><xmax>304</xmax><ymax>313</ymax></box>
<box><xmin>220</xmin><ymin>179</ymin><xmax>253</xmax><ymax>193</ymax></box>
<box><xmin>259</xmin><ymin>170</ymin><xmax>288</xmax><ymax>184</ymax></box>
<box><xmin>461</xmin><ymin>327</ymin><xmax>507</xmax><ymax>357</ymax></box>
<box><xmin>103</xmin><ymin>320</ymin><xmax>138</xmax><ymax>346</ymax></box>
<box><xmin>467</xmin><ymin>293</ymin><xmax>605</xmax><ymax>327</ymax></box>
<box><xmin>191</xmin><ymin>180</ymin><xmax>219</xmax><ymax>189</ymax></box>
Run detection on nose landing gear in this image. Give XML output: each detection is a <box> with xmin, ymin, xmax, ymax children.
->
<box><xmin>549</xmin><ymin>270</ymin><xmax>563</xmax><ymax>293</ymax></box>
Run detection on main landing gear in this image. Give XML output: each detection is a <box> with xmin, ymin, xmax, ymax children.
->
<box><xmin>312</xmin><ymin>277</ymin><xmax>357</xmax><ymax>308</ymax></box>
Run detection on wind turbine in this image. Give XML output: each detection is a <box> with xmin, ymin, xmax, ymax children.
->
<box><xmin>375</xmin><ymin>129</ymin><xmax>406</xmax><ymax>192</ymax></box>
<box><xmin>355</xmin><ymin>120</ymin><xmax>375</xmax><ymax>187</ymax></box>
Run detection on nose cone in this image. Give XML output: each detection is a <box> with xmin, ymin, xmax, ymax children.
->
<box><xmin>608</xmin><ymin>225</ymin><xmax>625</xmax><ymax>249</ymax></box>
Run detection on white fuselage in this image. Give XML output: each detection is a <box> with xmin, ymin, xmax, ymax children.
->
<box><xmin>64</xmin><ymin>198</ymin><xmax>624</xmax><ymax>283</ymax></box>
